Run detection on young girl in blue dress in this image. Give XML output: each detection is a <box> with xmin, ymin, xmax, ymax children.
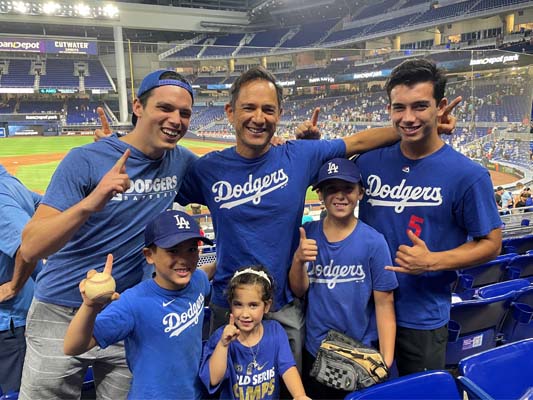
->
<box><xmin>200</xmin><ymin>265</ymin><xmax>310</xmax><ymax>400</ymax></box>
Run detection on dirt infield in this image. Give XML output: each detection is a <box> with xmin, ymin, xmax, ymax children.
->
<box><xmin>490</xmin><ymin>170</ymin><xmax>518</xmax><ymax>186</ymax></box>
<box><xmin>0</xmin><ymin>153</ymin><xmax>65</xmax><ymax>175</ymax></box>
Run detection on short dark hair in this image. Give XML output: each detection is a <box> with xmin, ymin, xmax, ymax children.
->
<box><xmin>226</xmin><ymin>265</ymin><xmax>274</xmax><ymax>307</ymax></box>
<box><xmin>385</xmin><ymin>59</ymin><xmax>447</xmax><ymax>104</ymax></box>
<box><xmin>138</xmin><ymin>71</ymin><xmax>192</xmax><ymax>108</ymax></box>
<box><xmin>229</xmin><ymin>66</ymin><xmax>283</xmax><ymax>110</ymax></box>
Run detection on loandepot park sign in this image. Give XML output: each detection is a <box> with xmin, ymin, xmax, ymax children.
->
<box><xmin>469</xmin><ymin>54</ymin><xmax>520</xmax><ymax>66</ymax></box>
<box><xmin>0</xmin><ymin>37</ymin><xmax>97</xmax><ymax>55</ymax></box>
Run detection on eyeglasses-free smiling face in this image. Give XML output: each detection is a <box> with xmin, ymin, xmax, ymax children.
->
<box><xmin>225</xmin><ymin>79</ymin><xmax>282</xmax><ymax>159</ymax></box>
<box><xmin>132</xmin><ymin>85</ymin><xmax>193</xmax><ymax>158</ymax></box>
<box><xmin>388</xmin><ymin>81</ymin><xmax>447</xmax><ymax>150</ymax></box>
<box><xmin>143</xmin><ymin>238</ymin><xmax>199</xmax><ymax>290</ymax></box>
<box><xmin>319</xmin><ymin>179</ymin><xmax>363</xmax><ymax>220</ymax></box>
<box><xmin>230</xmin><ymin>284</ymin><xmax>271</xmax><ymax>335</ymax></box>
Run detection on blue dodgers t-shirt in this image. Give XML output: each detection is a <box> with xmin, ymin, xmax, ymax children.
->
<box><xmin>35</xmin><ymin>136</ymin><xmax>197</xmax><ymax>307</ymax></box>
<box><xmin>303</xmin><ymin>220</ymin><xmax>397</xmax><ymax>357</ymax></box>
<box><xmin>200</xmin><ymin>320</ymin><xmax>295</xmax><ymax>400</ymax></box>
<box><xmin>356</xmin><ymin>143</ymin><xmax>502</xmax><ymax>329</ymax></box>
<box><xmin>177</xmin><ymin>139</ymin><xmax>346</xmax><ymax>310</ymax></box>
<box><xmin>94</xmin><ymin>271</ymin><xmax>210</xmax><ymax>400</ymax></box>
<box><xmin>0</xmin><ymin>165</ymin><xmax>42</xmax><ymax>331</ymax></box>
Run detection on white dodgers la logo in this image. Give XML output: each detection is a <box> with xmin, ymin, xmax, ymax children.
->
<box><xmin>308</xmin><ymin>260</ymin><xmax>365</xmax><ymax>288</ymax></box>
<box><xmin>211</xmin><ymin>169</ymin><xmax>289</xmax><ymax>209</ymax></box>
<box><xmin>111</xmin><ymin>175</ymin><xmax>178</xmax><ymax>202</ymax></box>
<box><xmin>174</xmin><ymin>215</ymin><xmax>190</xmax><ymax>230</ymax></box>
<box><xmin>162</xmin><ymin>293</ymin><xmax>204</xmax><ymax>338</ymax></box>
<box><xmin>327</xmin><ymin>161</ymin><xmax>339</xmax><ymax>175</ymax></box>
<box><xmin>365</xmin><ymin>175</ymin><xmax>443</xmax><ymax>213</ymax></box>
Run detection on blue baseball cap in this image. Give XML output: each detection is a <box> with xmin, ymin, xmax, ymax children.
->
<box><xmin>132</xmin><ymin>69</ymin><xmax>195</xmax><ymax>126</ymax></box>
<box><xmin>144</xmin><ymin>210</ymin><xmax>213</xmax><ymax>248</ymax></box>
<box><xmin>313</xmin><ymin>158</ymin><xmax>362</xmax><ymax>190</ymax></box>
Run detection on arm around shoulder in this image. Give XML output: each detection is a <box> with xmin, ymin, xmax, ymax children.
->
<box><xmin>343</xmin><ymin>126</ymin><xmax>399</xmax><ymax>157</ymax></box>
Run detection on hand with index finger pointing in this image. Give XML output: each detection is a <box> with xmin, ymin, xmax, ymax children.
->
<box><xmin>221</xmin><ymin>313</ymin><xmax>240</xmax><ymax>347</ymax></box>
<box><xmin>310</xmin><ymin>107</ymin><xmax>320</xmax><ymax>127</ymax></box>
<box><xmin>113</xmin><ymin>148</ymin><xmax>130</xmax><ymax>174</ymax></box>
<box><xmin>295</xmin><ymin>107</ymin><xmax>321</xmax><ymax>140</ymax></box>
<box><xmin>438</xmin><ymin>96</ymin><xmax>462</xmax><ymax>135</ymax></box>
<box><xmin>83</xmin><ymin>149</ymin><xmax>131</xmax><ymax>213</ymax></box>
<box><xmin>79</xmin><ymin>254</ymin><xmax>119</xmax><ymax>307</ymax></box>
<box><xmin>103</xmin><ymin>253</ymin><xmax>114</xmax><ymax>275</ymax></box>
<box><xmin>94</xmin><ymin>106</ymin><xmax>113</xmax><ymax>142</ymax></box>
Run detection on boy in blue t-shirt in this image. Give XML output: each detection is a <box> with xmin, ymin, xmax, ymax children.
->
<box><xmin>289</xmin><ymin>158</ymin><xmax>397</xmax><ymax>399</ymax></box>
<box><xmin>64</xmin><ymin>210</ymin><xmax>213</xmax><ymax>400</ymax></box>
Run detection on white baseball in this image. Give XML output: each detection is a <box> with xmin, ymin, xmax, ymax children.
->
<box><xmin>84</xmin><ymin>272</ymin><xmax>116</xmax><ymax>302</ymax></box>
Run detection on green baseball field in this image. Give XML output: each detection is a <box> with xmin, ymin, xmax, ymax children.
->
<box><xmin>0</xmin><ymin>135</ymin><xmax>320</xmax><ymax>202</ymax></box>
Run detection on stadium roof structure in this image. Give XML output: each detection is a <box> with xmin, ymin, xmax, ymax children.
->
<box><xmin>0</xmin><ymin>0</ymin><xmax>369</xmax><ymax>43</ymax></box>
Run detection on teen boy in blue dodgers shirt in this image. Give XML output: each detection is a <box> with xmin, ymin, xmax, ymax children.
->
<box><xmin>355</xmin><ymin>59</ymin><xmax>502</xmax><ymax>376</ymax></box>
<box><xmin>64</xmin><ymin>210</ymin><xmax>212</xmax><ymax>400</ymax></box>
<box><xmin>18</xmin><ymin>70</ymin><xmax>197</xmax><ymax>399</ymax></box>
<box><xmin>0</xmin><ymin>165</ymin><xmax>42</xmax><ymax>394</ymax></box>
<box><xmin>289</xmin><ymin>158</ymin><xmax>397</xmax><ymax>399</ymax></box>
<box><xmin>176</xmin><ymin>66</ymin><xmax>405</xmax><ymax>368</ymax></box>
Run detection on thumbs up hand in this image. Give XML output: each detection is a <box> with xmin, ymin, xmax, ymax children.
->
<box><xmin>295</xmin><ymin>107</ymin><xmax>321</xmax><ymax>140</ymax></box>
<box><xmin>293</xmin><ymin>227</ymin><xmax>318</xmax><ymax>264</ymax></box>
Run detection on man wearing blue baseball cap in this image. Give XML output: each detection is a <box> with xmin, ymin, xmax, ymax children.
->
<box><xmin>19</xmin><ymin>70</ymin><xmax>199</xmax><ymax>399</ymax></box>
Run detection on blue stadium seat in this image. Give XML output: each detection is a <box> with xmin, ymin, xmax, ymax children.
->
<box><xmin>82</xmin><ymin>366</ymin><xmax>94</xmax><ymax>393</ymax></box>
<box><xmin>202</xmin><ymin>306</ymin><xmax>211</xmax><ymax>341</ymax></box>
<box><xmin>476</xmin><ymin>278</ymin><xmax>531</xmax><ymax>299</ymax></box>
<box><xmin>500</xmin><ymin>285</ymin><xmax>533</xmax><ymax>343</ymax></box>
<box><xmin>453</xmin><ymin>256</ymin><xmax>512</xmax><ymax>297</ymax></box>
<box><xmin>505</xmin><ymin>254</ymin><xmax>533</xmax><ymax>282</ymax></box>
<box><xmin>457</xmin><ymin>339</ymin><xmax>533</xmax><ymax>400</ymax></box>
<box><xmin>344</xmin><ymin>370</ymin><xmax>462</xmax><ymax>400</ymax></box>
<box><xmin>502</xmin><ymin>235</ymin><xmax>533</xmax><ymax>255</ymax></box>
<box><xmin>0</xmin><ymin>392</ymin><xmax>18</xmax><ymax>400</ymax></box>
<box><xmin>446</xmin><ymin>291</ymin><xmax>517</xmax><ymax>366</ymax></box>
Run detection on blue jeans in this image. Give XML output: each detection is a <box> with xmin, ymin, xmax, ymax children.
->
<box><xmin>0</xmin><ymin>322</ymin><xmax>26</xmax><ymax>393</ymax></box>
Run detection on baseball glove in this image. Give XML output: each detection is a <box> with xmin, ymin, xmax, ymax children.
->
<box><xmin>310</xmin><ymin>330</ymin><xmax>389</xmax><ymax>391</ymax></box>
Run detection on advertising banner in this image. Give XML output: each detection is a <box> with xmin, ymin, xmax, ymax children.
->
<box><xmin>0</xmin><ymin>37</ymin><xmax>97</xmax><ymax>55</ymax></box>
<box><xmin>0</xmin><ymin>38</ymin><xmax>44</xmax><ymax>53</ymax></box>
<box><xmin>46</xmin><ymin>40</ymin><xmax>98</xmax><ymax>55</ymax></box>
